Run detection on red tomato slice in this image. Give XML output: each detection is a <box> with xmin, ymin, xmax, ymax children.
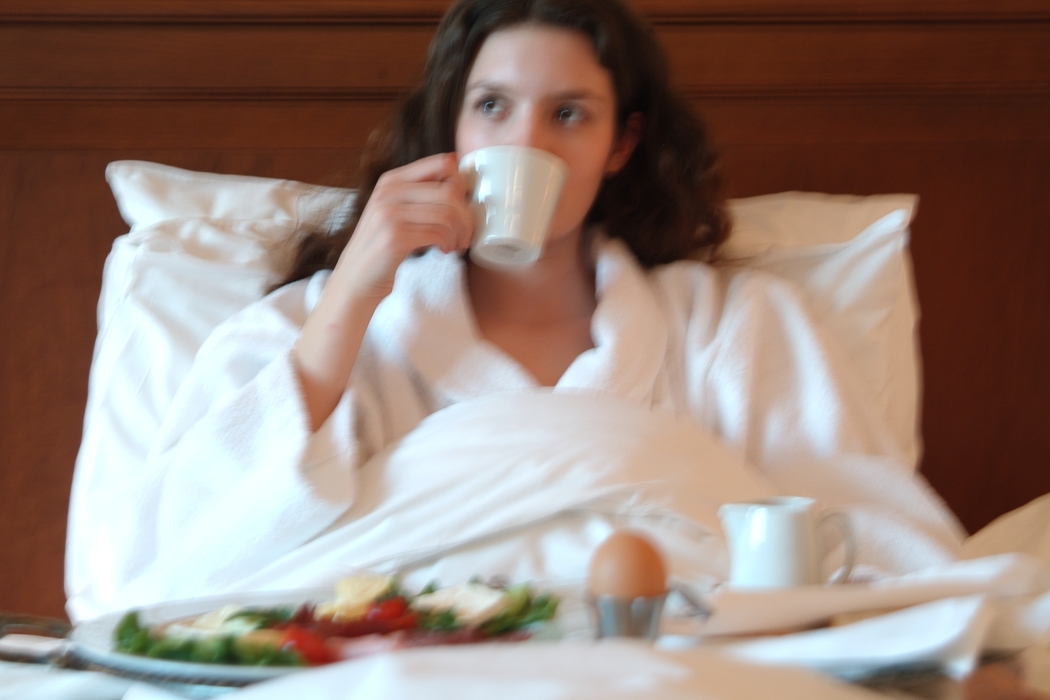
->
<box><xmin>280</xmin><ymin>625</ymin><xmax>336</xmax><ymax>665</ymax></box>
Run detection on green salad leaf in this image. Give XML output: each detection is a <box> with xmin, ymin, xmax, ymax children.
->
<box><xmin>478</xmin><ymin>585</ymin><xmax>559</xmax><ymax>637</ymax></box>
<box><xmin>113</xmin><ymin>611</ymin><xmax>303</xmax><ymax>667</ymax></box>
<box><xmin>225</xmin><ymin>607</ymin><xmax>296</xmax><ymax>628</ymax></box>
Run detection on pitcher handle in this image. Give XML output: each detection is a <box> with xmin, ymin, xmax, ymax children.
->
<box><xmin>819</xmin><ymin>510</ymin><xmax>855</xmax><ymax>584</ymax></box>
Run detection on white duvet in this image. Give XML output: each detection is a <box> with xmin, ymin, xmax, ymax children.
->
<box><xmin>103</xmin><ymin>393</ymin><xmax>1049</xmax><ymax>699</ymax></box>
<box><xmin>228</xmin><ymin>390</ymin><xmax>962</xmax><ymax>598</ymax></box>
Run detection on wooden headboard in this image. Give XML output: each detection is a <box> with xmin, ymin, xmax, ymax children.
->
<box><xmin>2</xmin><ymin>0</ymin><xmax>1047</xmax><ymax>619</ymax></box>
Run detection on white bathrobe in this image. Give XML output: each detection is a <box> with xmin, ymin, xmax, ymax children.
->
<box><xmin>65</xmin><ymin>237</ymin><xmax>963</xmax><ymax>622</ymax></box>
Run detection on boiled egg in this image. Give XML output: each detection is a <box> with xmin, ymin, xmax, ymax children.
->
<box><xmin>588</xmin><ymin>530</ymin><xmax>667</xmax><ymax>599</ymax></box>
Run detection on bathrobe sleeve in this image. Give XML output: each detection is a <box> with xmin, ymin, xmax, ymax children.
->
<box><xmin>67</xmin><ymin>273</ymin><xmax>389</xmax><ymax>618</ymax></box>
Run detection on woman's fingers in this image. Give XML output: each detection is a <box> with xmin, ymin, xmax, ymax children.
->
<box><xmin>393</xmin><ymin>191</ymin><xmax>473</xmax><ymax>244</ymax></box>
<box><xmin>371</xmin><ymin>172</ymin><xmax>473</xmax><ymax>249</ymax></box>
<box><xmin>373</xmin><ymin>152</ymin><xmax>472</xmax><ymax>230</ymax></box>
<box><xmin>327</xmin><ymin>152</ymin><xmax>475</xmax><ymax>304</ymax></box>
<box><xmin>389</xmin><ymin>203</ymin><xmax>466</xmax><ymax>249</ymax></box>
<box><xmin>377</xmin><ymin>152</ymin><xmax>461</xmax><ymax>187</ymax></box>
<box><xmin>359</xmin><ymin>192</ymin><xmax>471</xmax><ymax>255</ymax></box>
<box><xmin>377</xmin><ymin>183</ymin><xmax>471</xmax><ymax>234</ymax></box>
<box><xmin>378</xmin><ymin>179</ymin><xmax>469</xmax><ymax>208</ymax></box>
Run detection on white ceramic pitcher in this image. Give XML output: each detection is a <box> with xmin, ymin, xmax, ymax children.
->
<box><xmin>717</xmin><ymin>496</ymin><xmax>855</xmax><ymax>588</ymax></box>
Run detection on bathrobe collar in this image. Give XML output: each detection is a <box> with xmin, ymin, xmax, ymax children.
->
<box><xmin>371</xmin><ymin>236</ymin><xmax>669</xmax><ymax>407</ymax></box>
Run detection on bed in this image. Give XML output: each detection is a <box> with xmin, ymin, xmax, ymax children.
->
<box><xmin>35</xmin><ymin>155</ymin><xmax>1045</xmax><ymax>698</ymax></box>
<box><xmin>1</xmin><ymin>0</ymin><xmax>1048</xmax><ymax>693</ymax></box>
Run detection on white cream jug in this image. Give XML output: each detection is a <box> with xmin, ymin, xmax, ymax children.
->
<box><xmin>718</xmin><ymin>496</ymin><xmax>855</xmax><ymax>588</ymax></box>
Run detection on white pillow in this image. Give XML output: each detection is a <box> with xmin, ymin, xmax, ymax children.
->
<box><xmin>77</xmin><ymin>162</ymin><xmax>921</xmax><ymax>494</ymax></box>
<box><xmin>74</xmin><ymin>161</ymin><xmax>354</xmax><ymax>506</ymax></box>
<box><xmin>725</xmin><ymin>192</ymin><xmax>922</xmax><ymax>469</ymax></box>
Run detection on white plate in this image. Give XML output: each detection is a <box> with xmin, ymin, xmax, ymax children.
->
<box><xmin>69</xmin><ymin>584</ymin><xmax>588</xmax><ymax>687</ymax></box>
<box><xmin>70</xmin><ymin>588</ymin><xmax>333</xmax><ymax>686</ymax></box>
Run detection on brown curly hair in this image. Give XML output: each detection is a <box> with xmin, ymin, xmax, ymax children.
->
<box><xmin>279</xmin><ymin>0</ymin><xmax>728</xmax><ymax>287</ymax></box>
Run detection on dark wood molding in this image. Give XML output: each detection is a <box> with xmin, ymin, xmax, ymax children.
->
<box><xmin>0</xmin><ymin>87</ymin><xmax>408</xmax><ymax>101</ymax></box>
<box><xmin>4</xmin><ymin>83</ymin><xmax>1049</xmax><ymax>103</ymax></box>
<box><xmin>2</xmin><ymin>22</ymin><xmax>1047</xmax><ymax>102</ymax></box>
<box><xmin>0</xmin><ymin>1</ymin><xmax>452</xmax><ymax>25</ymax></box>
<box><xmin>1</xmin><ymin>0</ymin><xmax>1048</xmax><ymax>24</ymax></box>
<box><xmin>638</xmin><ymin>1</ymin><xmax>1050</xmax><ymax>25</ymax></box>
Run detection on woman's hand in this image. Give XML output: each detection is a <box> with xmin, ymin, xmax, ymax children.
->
<box><xmin>331</xmin><ymin>153</ymin><xmax>474</xmax><ymax>304</ymax></box>
<box><xmin>294</xmin><ymin>153</ymin><xmax>473</xmax><ymax>431</ymax></box>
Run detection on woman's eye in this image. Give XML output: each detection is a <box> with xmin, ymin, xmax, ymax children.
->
<box><xmin>556</xmin><ymin>106</ymin><xmax>585</xmax><ymax>123</ymax></box>
<box><xmin>476</xmin><ymin>97</ymin><xmax>505</xmax><ymax>117</ymax></box>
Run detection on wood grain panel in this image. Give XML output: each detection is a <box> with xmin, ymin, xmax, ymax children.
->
<box><xmin>0</xmin><ymin>24</ymin><xmax>432</xmax><ymax>92</ymax></box>
<box><xmin>663</xmin><ymin>24</ymin><xmax>1050</xmax><ymax>96</ymax></box>
<box><xmin>0</xmin><ymin>153</ymin><xmax>117</xmax><ymax>620</ymax></box>
<box><xmin>0</xmin><ymin>100</ymin><xmax>395</xmax><ymax>150</ymax></box>
<box><xmin>699</xmin><ymin>97</ymin><xmax>1050</xmax><ymax>145</ymax></box>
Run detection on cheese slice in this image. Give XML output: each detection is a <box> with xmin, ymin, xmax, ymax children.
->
<box><xmin>411</xmin><ymin>583</ymin><xmax>508</xmax><ymax>626</ymax></box>
<box><xmin>164</xmin><ymin>604</ymin><xmax>262</xmax><ymax>639</ymax></box>
<box><xmin>315</xmin><ymin>574</ymin><xmax>394</xmax><ymax>621</ymax></box>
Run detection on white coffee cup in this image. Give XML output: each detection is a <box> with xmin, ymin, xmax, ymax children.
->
<box><xmin>717</xmin><ymin>496</ymin><xmax>855</xmax><ymax>589</ymax></box>
<box><xmin>459</xmin><ymin>146</ymin><xmax>567</xmax><ymax>269</ymax></box>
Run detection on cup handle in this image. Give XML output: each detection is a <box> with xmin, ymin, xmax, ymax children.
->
<box><xmin>818</xmin><ymin>510</ymin><xmax>855</xmax><ymax>584</ymax></box>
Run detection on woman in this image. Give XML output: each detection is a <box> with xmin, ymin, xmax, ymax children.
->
<box><xmin>289</xmin><ymin>0</ymin><xmax>726</xmax><ymax>430</ymax></box>
<box><xmin>66</xmin><ymin>0</ymin><xmax>962</xmax><ymax>621</ymax></box>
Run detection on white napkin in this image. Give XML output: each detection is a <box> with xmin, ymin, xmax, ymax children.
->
<box><xmin>690</xmin><ymin>553</ymin><xmax>1050</xmax><ymax>636</ymax></box>
<box><xmin>713</xmin><ymin>591</ymin><xmax>1050</xmax><ymax>681</ymax></box>
<box><xmin>658</xmin><ymin>553</ymin><xmax>1050</xmax><ymax>680</ymax></box>
<box><xmin>718</xmin><ymin>594</ymin><xmax>994</xmax><ymax>679</ymax></box>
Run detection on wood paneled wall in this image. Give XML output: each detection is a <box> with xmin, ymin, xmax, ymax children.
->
<box><xmin>1</xmin><ymin>0</ymin><xmax>1047</xmax><ymax>620</ymax></box>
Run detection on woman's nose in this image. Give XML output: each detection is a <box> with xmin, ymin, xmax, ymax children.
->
<box><xmin>507</xmin><ymin>110</ymin><xmax>551</xmax><ymax>152</ymax></box>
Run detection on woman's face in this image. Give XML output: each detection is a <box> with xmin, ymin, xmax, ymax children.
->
<box><xmin>455</xmin><ymin>24</ymin><xmax>636</xmax><ymax>248</ymax></box>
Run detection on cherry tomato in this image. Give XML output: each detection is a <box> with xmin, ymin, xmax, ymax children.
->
<box><xmin>364</xmin><ymin>596</ymin><xmax>408</xmax><ymax>623</ymax></box>
<box><xmin>280</xmin><ymin>625</ymin><xmax>335</xmax><ymax>665</ymax></box>
<box><xmin>387</xmin><ymin>612</ymin><xmax>419</xmax><ymax>631</ymax></box>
